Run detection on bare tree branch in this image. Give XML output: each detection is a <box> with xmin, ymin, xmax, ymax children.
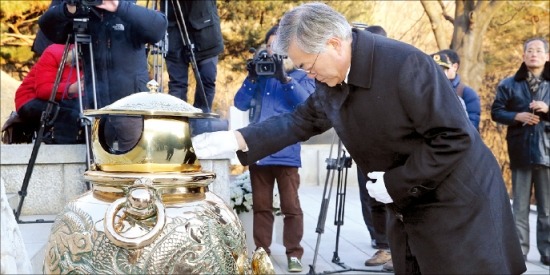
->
<box><xmin>420</xmin><ymin>0</ymin><xmax>450</xmax><ymax>49</ymax></box>
<box><xmin>438</xmin><ymin>0</ymin><xmax>455</xmax><ymax>23</ymax></box>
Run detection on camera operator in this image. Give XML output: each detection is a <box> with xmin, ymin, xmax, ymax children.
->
<box><xmin>38</xmin><ymin>0</ymin><xmax>167</xmax><ymax>151</ymax></box>
<box><xmin>233</xmin><ymin>25</ymin><xmax>315</xmax><ymax>273</ymax></box>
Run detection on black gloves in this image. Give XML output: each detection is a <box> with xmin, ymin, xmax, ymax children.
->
<box><xmin>273</xmin><ymin>54</ymin><xmax>291</xmax><ymax>84</ymax></box>
<box><xmin>246</xmin><ymin>59</ymin><xmax>258</xmax><ymax>83</ymax></box>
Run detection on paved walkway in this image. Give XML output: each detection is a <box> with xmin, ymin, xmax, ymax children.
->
<box><xmin>18</xmin><ymin>184</ymin><xmax>550</xmax><ymax>274</ymax></box>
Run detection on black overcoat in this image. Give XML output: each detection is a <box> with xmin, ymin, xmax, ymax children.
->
<box><xmin>237</xmin><ymin>30</ymin><xmax>526</xmax><ymax>274</ymax></box>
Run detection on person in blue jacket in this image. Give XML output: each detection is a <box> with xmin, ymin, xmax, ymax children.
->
<box><xmin>233</xmin><ymin>25</ymin><xmax>315</xmax><ymax>273</ymax></box>
<box><xmin>38</xmin><ymin>0</ymin><xmax>167</xmax><ymax>151</ymax></box>
<box><xmin>437</xmin><ymin>49</ymin><xmax>481</xmax><ymax>130</ymax></box>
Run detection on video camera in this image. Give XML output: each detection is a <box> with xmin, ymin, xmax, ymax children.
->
<box><xmin>249</xmin><ymin>48</ymin><xmax>277</xmax><ymax>76</ymax></box>
<box><xmin>66</xmin><ymin>0</ymin><xmax>103</xmax><ymax>6</ymax></box>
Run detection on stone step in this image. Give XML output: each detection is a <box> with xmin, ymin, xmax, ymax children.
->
<box><xmin>7</xmin><ymin>192</ymin><xmax>19</xmax><ymax>213</ymax></box>
<box><xmin>18</xmin><ymin>215</ymin><xmax>55</xmax><ymax>274</ymax></box>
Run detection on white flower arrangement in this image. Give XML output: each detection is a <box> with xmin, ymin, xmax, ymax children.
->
<box><xmin>231</xmin><ymin>171</ymin><xmax>253</xmax><ymax>214</ymax></box>
<box><xmin>230</xmin><ymin>170</ymin><xmax>282</xmax><ymax>215</ymax></box>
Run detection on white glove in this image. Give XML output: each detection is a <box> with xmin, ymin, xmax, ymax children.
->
<box><xmin>365</xmin><ymin>171</ymin><xmax>393</xmax><ymax>204</ymax></box>
<box><xmin>191</xmin><ymin>131</ymin><xmax>239</xmax><ymax>159</ymax></box>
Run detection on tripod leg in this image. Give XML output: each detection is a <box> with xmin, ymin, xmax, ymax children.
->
<box><xmin>74</xmin><ymin>38</ymin><xmax>93</xmax><ymax>190</ymax></box>
<box><xmin>14</xmin><ymin>36</ymin><xmax>74</xmax><ymax>223</ymax></box>
<box><xmin>308</xmin><ymin>135</ymin><xmax>340</xmax><ymax>274</ymax></box>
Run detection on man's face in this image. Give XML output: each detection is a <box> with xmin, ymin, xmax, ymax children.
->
<box><xmin>523</xmin><ymin>40</ymin><xmax>549</xmax><ymax>69</ymax></box>
<box><xmin>447</xmin><ymin>63</ymin><xmax>458</xmax><ymax>79</ymax></box>
<box><xmin>441</xmin><ymin>67</ymin><xmax>452</xmax><ymax>80</ymax></box>
<box><xmin>286</xmin><ymin>37</ymin><xmax>350</xmax><ymax>87</ymax></box>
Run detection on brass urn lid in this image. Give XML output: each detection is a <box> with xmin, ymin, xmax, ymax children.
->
<box><xmin>84</xmin><ymin>81</ymin><xmax>219</xmax><ymax>118</ymax></box>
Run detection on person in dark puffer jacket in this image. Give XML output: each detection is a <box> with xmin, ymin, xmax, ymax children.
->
<box><xmin>38</xmin><ymin>0</ymin><xmax>167</xmax><ymax>151</ymax></box>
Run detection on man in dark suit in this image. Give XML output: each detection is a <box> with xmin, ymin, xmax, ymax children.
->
<box><xmin>191</xmin><ymin>2</ymin><xmax>526</xmax><ymax>274</ymax></box>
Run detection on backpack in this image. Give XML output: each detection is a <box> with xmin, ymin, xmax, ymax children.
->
<box><xmin>1</xmin><ymin>112</ymin><xmax>37</xmax><ymax>144</ymax></box>
<box><xmin>456</xmin><ymin>82</ymin><xmax>465</xmax><ymax>98</ymax></box>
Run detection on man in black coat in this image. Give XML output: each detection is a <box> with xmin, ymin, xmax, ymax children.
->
<box><xmin>192</xmin><ymin>3</ymin><xmax>527</xmax><ymax>274</ymax></box>
<box><xmin>491</xmin><ymin>37</ymin><xmax>550</xmax><ymax>266</ymax></box>
<box><xmin>160</xmin><ymin>0</ymin><xmax>224</xmax><ymax>113</ymax></box>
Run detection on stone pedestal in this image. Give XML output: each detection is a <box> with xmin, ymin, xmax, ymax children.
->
<box><xmin>0</xmin><ymin>144</ymin><xmax>231</xmax><ymax>215</ymax></box>
<box><xmin>0</xmin><ymin>178</ymin><xmax>32</xmax><ymax>274</ymax></box>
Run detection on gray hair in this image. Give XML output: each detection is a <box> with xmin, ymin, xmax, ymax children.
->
<box><xmin>523</xmin><ymin>37</ymin><xmax>549</xmax><ymax>53</ymax></box>
<box><xmin>273</xmin><ymin>2</ymin><xmax>352</xmax><ymax>55</ymax></box>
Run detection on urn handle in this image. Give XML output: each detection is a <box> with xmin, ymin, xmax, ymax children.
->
<box><xmin>104</xmin><ymin>178</ymin><xmax>166</xmax><ymax>249</ymax></box>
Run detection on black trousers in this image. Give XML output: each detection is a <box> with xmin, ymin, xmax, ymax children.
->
<box><xmin>17</xmin><ymin>98</ymin><xmax>82</xmax><ymax>144</ymax></box>
<box><xmin>165</xmin><ymin>26</ymin><xmax>218</xmax><ymax>113</ymax></box>
<box><xmin>357</xmin><ymin>168</ymin><xmax>390</xmax><ymax>249</ymax></box>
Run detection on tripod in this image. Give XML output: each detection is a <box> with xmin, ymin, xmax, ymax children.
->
<box><xmin>164</xmin><ymin>0</ymin><xmax>228</xmax><ymax>134</ymax></box>
<box><xmin>147</xmin><ymin>0</ymin><xmax>168</xmax><ymax>93</ymax></box>
<box><xmin>308</xmin><ymin>134</ymin><xmax>390</xmax><ymax>274</ymax></box>
<box><xmin>169</xmin><ymin>0</ymin><xmax>211</xmax><ymax>113</ymax></box>
<box><xmin>14</xmin><ymin>17</ymin><xmax>97</xmax><ymax>224</ymax></box>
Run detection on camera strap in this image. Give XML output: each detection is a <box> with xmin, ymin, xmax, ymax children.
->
<box><xmin>249</xmin><ymin>85</ymin><xmax>263</xmax><ymax>124</ymax></box>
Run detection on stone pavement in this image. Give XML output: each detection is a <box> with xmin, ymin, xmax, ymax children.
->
<box><xmin>15</xmin><ymin>184</ymin><xmax>550</xmax><ymax>274</ymax></box>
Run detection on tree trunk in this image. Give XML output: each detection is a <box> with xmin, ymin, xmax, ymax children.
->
<box><xmin>421</xmin><ymin>0</ymin><xmax>511</xmax><ymax>191</ymax></box>
<box><xmin>451</xmin><ymin>0</ymin><xmax>505</xmax><ymax>90</ymax></box>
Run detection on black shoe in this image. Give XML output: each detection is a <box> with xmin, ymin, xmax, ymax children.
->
<box><xmin>541</xmin><ymin>255</ymin><xmax>550</xmax><ymax>266</ymax></box>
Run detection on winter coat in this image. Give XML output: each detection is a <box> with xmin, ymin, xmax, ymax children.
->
<box><xmin>160</xmin><ymin>0</ymin><xmax>223</xmax><ymax>61</ymax></box>
<box><xmin>491</xmin><ymin>62</ymin><xmax>550</xmax><ymax>169</ymax></box>
<box><xmin>234</xmin><ymin>70</ymin><xmax>314</xmax><ymax>167</ymax></box>
<box><xmin>236</xmin><ymin>29</ymin><xmax>526</xmax><ymax>274</ymax></box>
<box><xmin>31</xmin><ymin>0</ymin><xmax>62</xmax><ymax>56</ymax></box>
<box><xmin>450</xmin><ymin>75</ymin><xmax>481</xmax><ymax>130</ymax></box>
<box><xmin>15</xmin><ymin>44</ymin><xmax>80</xmax><ymax>111</ymax></box>
<box><xmin>38</xmin><ymin>0</ymin><xmax>167</xmax><ymax>108</ymax></box>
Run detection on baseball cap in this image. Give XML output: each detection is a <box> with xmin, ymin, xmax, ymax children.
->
<box><xmin>431</xmin><ymin>53</ymin><xmax>452</xmax><ymax>69</ymax></box>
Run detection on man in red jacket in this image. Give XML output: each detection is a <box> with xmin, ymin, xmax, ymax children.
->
<box><xmin>15</xmin><ymin>43</ymin><xmax>83</xmax><ymax>144</ymax></box>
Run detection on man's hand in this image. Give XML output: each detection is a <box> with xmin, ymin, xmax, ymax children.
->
<box><xmin>246</xmin><ymin>59</ymin><xmax>258</xmax><ymax>83</ymax></box>
<box><xmin>96</xmin><ymin>0</ymin><xmax>119</xmax><ymax>12</ymax></box>
<box><xmin>365</xmin><ymin>171</ymin><xmax>393</xmax><ymax>204</ymax></box>
<box><xmin>191</xmin><ymin>131</ymin><xmax>240</xmax><ymax>159</ymax></box>
<box><xmin>516</xmin><ymin>111</ymin><xmax>540</xmax><ymax>126</ymax></box>
<box><xmin>530</xmin><ymin>100</ymin><xmax>549</xmax><ymax>114</ymax></box>
<box><xmin>273</xmin><ymin>54</ymin><xmax>291</xmax><ymax>84</ymax></box>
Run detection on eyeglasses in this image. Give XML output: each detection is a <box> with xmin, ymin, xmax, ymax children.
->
<box><xmin>297</xmin><ymin>51</ymin><xmax>320</xmax><ymax>75</ymax></box>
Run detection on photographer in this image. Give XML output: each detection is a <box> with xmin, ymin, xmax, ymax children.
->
<box><xmin>38</xmin><ymin>0</ymin><xmax>167</xmax><ymax>109</ymax></box>
<box><xmin>233</xmin><ymin>25</ymin><xmax>315</xmax><ymax>273</ymax></box>
<box><xmin>38</xmin><ymin>0</ymin><xmax>167</xmax><ymax>151</ymax></box>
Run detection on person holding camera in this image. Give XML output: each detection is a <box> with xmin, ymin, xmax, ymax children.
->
<box><xmin>192</xmin><ymin>3</ymin><xmax>526</xmax><ymax>274</ymax></box>
<box><xmin>233</xmin><ymin>25</ymin><xmax>315</xmax><ymax>273</ymax></box>
<box><xmin>38</xmin><ymin>0</ymin><xmax>167</xmax><ymax>151</ymax></box>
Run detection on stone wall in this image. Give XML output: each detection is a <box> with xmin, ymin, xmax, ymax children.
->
<box><xmin>0</xmin><ymin>144</ymin><xmax>231</xmax><ymax>215</ymax></box>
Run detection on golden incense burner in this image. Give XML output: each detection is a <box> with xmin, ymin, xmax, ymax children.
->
<box><xmin>43</xmin><ymin>82</ymin><xmax>274</xmax><ymax>274</ymax></box>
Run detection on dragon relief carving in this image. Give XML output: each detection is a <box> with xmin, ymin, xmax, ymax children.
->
<box><xmin>43</xmin><ymin>199</ymin><xmax>249</xmax><ymax>274</ymax></box>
